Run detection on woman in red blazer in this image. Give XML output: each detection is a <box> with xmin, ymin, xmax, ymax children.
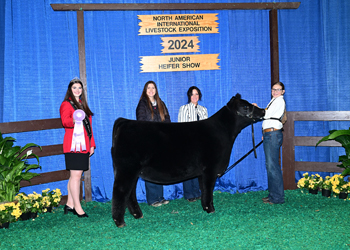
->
<box><xmin>60</xmin><ymin>78</ymin><xmax>96</xmax><ymax>218</ymax></box>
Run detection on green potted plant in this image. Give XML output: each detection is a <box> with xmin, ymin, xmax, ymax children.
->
<box><xmin>15</xmin><ymin>193</ymin><xmax>30</xmax><ymax>220</ymax></box>
<box><xmin>330</xmin><ymin>174</ymin><xmax>350</xmax><ymax>199</ymax></box>
<box><xmin>297</xmin><ymin>172</ymin><xmax>323</xmax><ymax>194</ymax></box>
<box><xmin>321</xmin><ymin>176</ymin><xmax>332</xmax><ymax>197</ymax></box>
<box><xmin>27</xmin><ymin>191</ymin><xmax>44</xmax><ymax>217</ymax></box>
<box><xmin>316</xmin><ymin>128</ymin><xmax>350</xmax><ymax>176</ymax></box>
<box><xmin>41</xmin><ymin>188</ymin><xmax>62</xmax><ymax>212</ymax></box>
<box><xmin>297</xmin><ymin>172</ymin><xmax>310</xmax><ymax>191</ymax></box>
<box><xmin>0</xmin><ymin>132</ymin><xmax>42</xmax><ymax>203</ymax></box>
<box><xmin>0</xmin><ymin>201</ymin><xmax>22</xmax><ymax>229</ymax></box>
<box><xmin>16</xmin><ymin>191</ymin><xmax>45</xmax><ymax>219</ymax></box>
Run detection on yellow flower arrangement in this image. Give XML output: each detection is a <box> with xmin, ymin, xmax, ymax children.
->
<box><xmin>27</xmin><ymin>191</ymin><xmax>46</xmax><ymax>213</ymax></box>
<box><xmin>15</xmin><ymin>193</ymin><xmax>31</xmax><ymax>213</ymax></box>
<box><xmin>15</xmin><ymin>189</ymin><xmax>62</xmax><ymax>215</ymax></box>
<box><xmin>0</xmin><ymin>202</ymin><xmax>22</xmax><ymax>225</ymax></box>
<box><xmin>330</xmin><ymin>174</ymin><xmax>350</xmax><ymax>195</ymax></box>
<box><xmin>297</xmin><ymin>173</ymin><xmax>323</xmax><ymax>190</ymax></box>
<box><xmin>322</xmin><ymin>176</ymin><xmax>333</xmax><ymax>190</ymax></box>
<box><xmin>42</xmin><ymin>188</ymin><xmax>62</xmax><ymax>208</ymax></box>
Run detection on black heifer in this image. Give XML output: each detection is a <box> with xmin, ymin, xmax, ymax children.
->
<box><xmin>111</xmin><ymin>93</ymin><xmax>265</xmax><ymax>227</ymax></box>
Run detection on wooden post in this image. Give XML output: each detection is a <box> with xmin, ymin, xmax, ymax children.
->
<box><xmin>269</xmin><ymin>9</ymin><xmax>279</xmax><ymax>86</ymax></box>
<box><xmin>282</xmin><ymin>112</ymin><xmax>296</xmax><ymax>189</ymax></box>
<box><xmin>77</xmin><ymin>10</ymin><xmax>92</xmax><ymax>202</ymax></box>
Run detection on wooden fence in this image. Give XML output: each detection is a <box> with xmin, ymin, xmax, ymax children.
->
<box><xmin>2</xmin><ymin>111</ymin><xmax>349</xmax><ymax>200</ymax></box>
<box><xmin>282</xmin><ymin>111</ymin><xmax>350</xmax><ymax>190</ymax></box>
<box><xmin>0</xmin><ymin>118</ymin><xmax>92</xmax><ymax>204</ymax></box>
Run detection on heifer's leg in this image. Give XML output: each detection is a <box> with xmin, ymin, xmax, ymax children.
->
<box><xmin>127</xmin><ymin>180</ymin><xmax>143</xmax><ymax>219</ymax></box>
<box><xmin>112</xmin><ymin>171</ymin><xmax>139</xmax><ymax>227</ymax></box>
<box><xmin>198</xmin><ymin>176</ymin><xmax>203</xmax><ymax>192</ymax></box>
<box><xmin>112</xmin><ymin>177</ymin><xmax>127</xmax><ymax>227</ymax></box>
<box><xmin>200</xmin><ymin>173</ymin><xmax>216</xmax><ymax>213</ymax></box>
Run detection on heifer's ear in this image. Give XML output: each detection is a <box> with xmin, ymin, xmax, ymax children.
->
<box><xmin>235</xmin><ymin>93</ymin><xmax>241</xmax><ymax>99</ymax></box>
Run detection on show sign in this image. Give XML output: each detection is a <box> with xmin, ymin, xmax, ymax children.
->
<box><xmin>161</xmin><ymin>36</ymin><xmax>200</xmax><ymax>53</ymax></box>
<box><xmin>140</xmin><ymin>54</ymin><xmax>220</xmax><ymax>73</ymax></box>
<box><xmin>138</xmin><ymin>14</ymin><xmax>219</xmax><ymax>35</ymax></box>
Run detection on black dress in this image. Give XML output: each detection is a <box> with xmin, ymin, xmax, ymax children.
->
<box><xmin>65</xmin><ymin>153</ymin><xmax>89</xmax><ymax>171</ymax></box>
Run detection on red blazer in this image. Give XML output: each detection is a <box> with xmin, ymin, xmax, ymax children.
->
<box><xmin>60</xmin><ymin>100</ymin><xmax>96</xmax><ymax>154</ymax></box>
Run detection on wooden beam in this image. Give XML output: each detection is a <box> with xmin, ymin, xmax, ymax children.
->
<box><xmin>295</xmin><ymin>161</ymin><xmax>342</xmax><ymax>173</ymax></box>
<box><xmin>51</xmin><ymin>3</ymin><xmax>300</xmax><ymax>11</ymax></box>
<box><xmin>20</xmin><ymin>144</ymin><xmax>63</xmax><ymax>158</ymax></box>
<box><xmin>20</xmin><ymin>170</ymin><xmax>70</xmax><ymax>187</ymax></box>
<box><xmin>290</xmin><ymin>111</ymin><xmax>350</xmax><ymax>121</ymax></box>
<box><xmin>0</xmin><ymin>118</ymin><xmax>62</xmax><ymax>134</ymax></box>
<box><xmin>59</xmin><ymin>195</ymin><xmax>68</xmax><ymax>206</ymax></box>
<box><xmin>294</xmin><ymin>137</ymin><xmax>341</xmax><ymax>147</ymax></box>
<box><xmin>269</xmin><ymin>9</ymin><xmax>279</xmax><ymax>86</ymax></box>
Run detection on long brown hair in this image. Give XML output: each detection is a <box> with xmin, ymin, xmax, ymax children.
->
<box><xmin>64</xmin><ymin>78</ymin><xmax>94</xmax><ymax>117</ymax></box>
<box><xmin>139</xmin><ymin>80</ymin><xmax>167</xmax><ymax>121</ymax></box>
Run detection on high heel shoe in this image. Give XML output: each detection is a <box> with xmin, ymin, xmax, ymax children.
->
<box><xmin>73</xmin><ymin>208</ymin><xmax>89</xmax><ymax>218</ymax></box>
<box><xmin>64</xmin><ymin>205</ymin><xmax>74</xmax><ymax>215</ymax></box>
<box><xmin>76</xmin><ymin>213</ymin><xmax>89</xmax><ymax>218</ymax></box>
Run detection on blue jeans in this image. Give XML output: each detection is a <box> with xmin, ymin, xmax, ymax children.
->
<box><xmin>263</xmin><ymin>130</ymin><xmax>285</xmax><ymax>204</ymax></box>
<box><xmin>145</xmin><ymin>181</ymin><xmax>165</xmax><ymax>205</ymax></box>
<box><xmin>183</xmin><ymin>178</ymin><xmax>201</xmax><ymax>200</ymax></box>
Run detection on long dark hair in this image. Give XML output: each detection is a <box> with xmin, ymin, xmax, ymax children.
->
<box><xmin>139</xmin><ymin>80</ymin><xmax>167</xmax><ymax>121</ymax></box>
<box><xmin>64</xmin><ymin>78</ymin><xmax>94</xmax><ymax>117</ymax></box>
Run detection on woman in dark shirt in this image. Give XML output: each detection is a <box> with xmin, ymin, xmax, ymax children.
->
<box><xmin>136</xmin><ymin>80</ymin><xmax>171</xmax><ymax>207</ymax></box>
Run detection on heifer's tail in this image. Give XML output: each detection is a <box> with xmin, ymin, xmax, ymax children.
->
<box><xmin>111</xmin><ymin>118</ymin><xmax>129</xmax><ymax>177</ymax></box>
<box><xmin>112</xmin><ymin>118</ymin><xmax>128</xmax><ymax>148</ymax></box>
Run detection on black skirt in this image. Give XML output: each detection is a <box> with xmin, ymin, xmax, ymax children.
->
<box><xmin>64</xmin><ymin>153</ymin><xmax>89</xmax><ymax>171</ymax></box>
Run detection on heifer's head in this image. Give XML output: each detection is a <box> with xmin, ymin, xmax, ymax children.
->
<box><xmin>227</xmin><ymin>93</ymin><xmax>265</xmax><ymax>122</ymax></box>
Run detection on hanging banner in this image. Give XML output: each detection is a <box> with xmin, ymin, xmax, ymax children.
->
<box><xmin>161</xmin><ymin>36</ymin><xmax>200</xmax><ymax>53</ymax></box>
<box><xmin>138</xmin><ymin>14</ymin><xmax>219</xmax><ymax>35</ymax></box>
<box><xmin>140</xmin><ymin>54</ymin><xmax>220</xmax><ymax>72</ymax></box>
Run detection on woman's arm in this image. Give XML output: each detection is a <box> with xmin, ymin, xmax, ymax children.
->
<box><xmin>59</xmin><ymin>101</ymin><xmax>74</xmax><ymax>128</ymax></box>
<box><xmin>89</xmin><ymin>116</ymin><xmax>96</xmax><ymax>149</ymax></box>
<box><xmin>136</xmin><ymin>99</ymin><xmax>148</xmax><ymax>121</ymax></box>
<box><xmin>198</xmin><ymin>105</ymin><xmax>208</xmax><ymax>120</ymax></box>
<box><xmin>163</xmin><ymin>102</ymin><xmax>171</xmax><ymax>123</ymax></box>
<box><xmin>178</xmin><ymin>105</ymin><xmax>188</xmax><ymax>122</ymax></box>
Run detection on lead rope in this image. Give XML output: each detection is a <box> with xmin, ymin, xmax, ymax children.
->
<box><xmin>219</xmin><ymin>123</ymin><xmax>263</xmax><ymax>177</ymax></box>
<box><xmin>252</xmin><ymin>122</ymin><xmax>257</xmax><ymax>158</ymax></box>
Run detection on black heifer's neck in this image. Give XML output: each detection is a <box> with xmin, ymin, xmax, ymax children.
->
<box><xmin>210</xmin><ymin>106</ymin><xmax>252</xmax><ymax>141</ymax></box>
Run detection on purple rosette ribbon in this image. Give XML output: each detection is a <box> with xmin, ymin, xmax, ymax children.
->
<box><xmin>70</xmin><ymin>109</ymin><xmax>86</xmax><ymax>152</ymax></box>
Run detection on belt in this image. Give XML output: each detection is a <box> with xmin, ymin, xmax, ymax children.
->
<box><xmin>263</xmin><ymin>128</ymin><xmax>280</xmax><ymax>133</ymax></box>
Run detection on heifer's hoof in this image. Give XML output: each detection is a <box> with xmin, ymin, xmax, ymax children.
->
<box><xmin>204</xmin><ymin>206</ymin><xmax>215</xmax><ymax>214</ymax></box>
<box><xmin>114</xmin><ymin>218</ymin><xmax>126</xmax><ymax>228</ymax></box>
<box><xmin>133</xmin><ymin>213</ymin><xmax>143</xmax><ymax>219</ymax></box>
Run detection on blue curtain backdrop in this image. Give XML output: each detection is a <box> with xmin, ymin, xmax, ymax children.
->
<box><xmin>1</xmin><ymin>0</ymin><xmax>349</xmax><ymax>202</ymax></box>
